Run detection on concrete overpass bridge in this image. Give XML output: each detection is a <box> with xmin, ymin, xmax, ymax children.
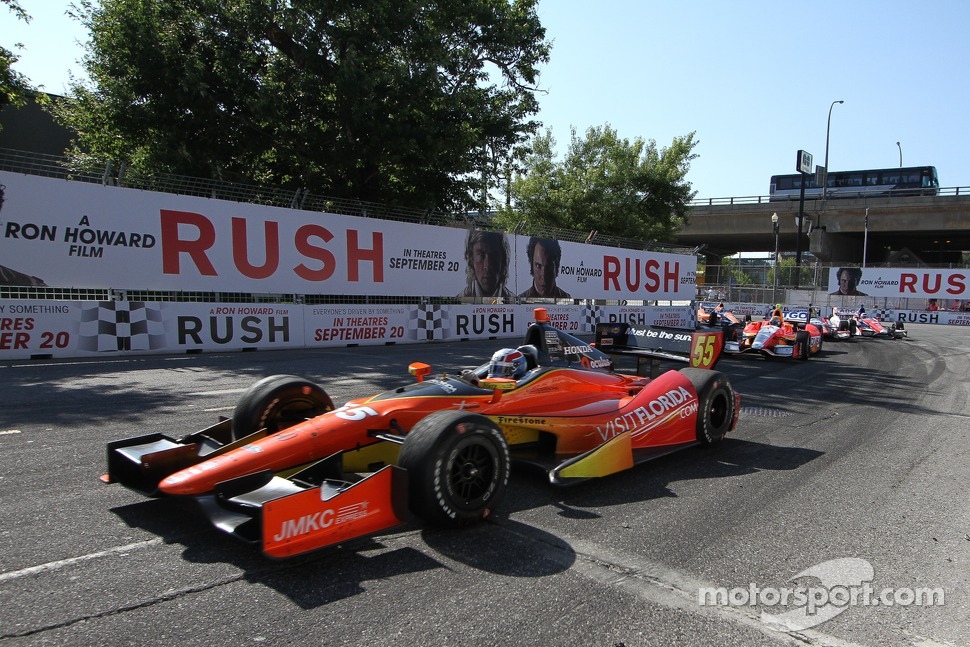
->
<box><xmin>676</xmin><ymin>188</ymin><xmax>970</xmax><ymax>265</ymax></box>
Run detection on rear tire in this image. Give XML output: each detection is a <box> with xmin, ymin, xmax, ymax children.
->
<box><xmin>681</xmin><ymin>368</ymin><xmax>735</xmax><ymax>444</ymax></box>
<box><xmin>231</xmin><ymin>375</ymin><xmax>334</xmax><ymax>440</ymax></box>
<box><xmin>398</xmin><ymin>410</ymin><xmax>510</xmax><ymax>526</ymax></box>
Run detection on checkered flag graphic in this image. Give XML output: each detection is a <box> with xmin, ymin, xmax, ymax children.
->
<box><xmin>582</xmin><ymin>303</ymin><xmax>605</xmax><ymax>333</ymax></box>
<box><xmin>408</xmin><ymin>303</ymin><xmax>449</xmax><ymax>341</ymax></box>
<box><xmin>77</xmin><ymin>302</ymin><xmax>167</xmax><ymax>352</ymax></box>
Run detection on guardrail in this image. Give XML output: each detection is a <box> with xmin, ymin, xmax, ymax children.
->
<box><xmin>691</xmin><ymin>186</ymin><xmax>969</xmax><ymax>207</ymax></box>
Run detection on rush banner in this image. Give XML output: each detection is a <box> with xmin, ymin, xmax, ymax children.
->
<box><xmin>0</xmin><ymin>172</ymin><xmax>696</xmax><ymax>301</ymax></box>
<box><xmin>827</xmin><ymin>267</ymin><xmax>968</xmax><ymax>299</ymax></box>
<box><xmin>0</xmin><ymin>301</ymin><xmax>696</xmax><ymax>360</ymax></box>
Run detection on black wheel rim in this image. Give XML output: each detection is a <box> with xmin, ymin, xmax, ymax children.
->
<box><xmin>708</xmin><ymin>390</ymin><xmax>731</xmax><ymax>432</ymax></box>
<box><xmin>446</xmin><ymin>436</ymin><xmax>498</xmax><ymax>510</ymax></box>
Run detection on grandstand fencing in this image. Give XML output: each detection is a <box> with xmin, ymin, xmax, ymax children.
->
<box><xmin>698</xmin><ymin>261</ymin><xmax>970</xmax><ymax>313</ymax></box>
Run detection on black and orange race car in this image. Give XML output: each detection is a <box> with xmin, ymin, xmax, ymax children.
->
<box><xmin>103</xmin><ymin>308</ymin><xmax>740</xmax><ymax>559</ymax></box>
<box><xmin>697</xmin><ymin>305</ymin><xmax>743</xmax><ymax>328</ymax></box>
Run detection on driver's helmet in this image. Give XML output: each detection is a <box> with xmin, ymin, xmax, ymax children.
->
<box><xmin>487</xmin><ymin>348</ymin><xmax>527</xmax><ymax>379</ymax></box>
<box><xmin>516</xmin><ymin>344</ymin><xmax>539</xmax><ymax>370</ymax></box>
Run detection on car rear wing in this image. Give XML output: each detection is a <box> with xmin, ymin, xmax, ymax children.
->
<box><xmin>593</xmin><ymin>323</ymin><xmax>724</xmax><ymax>377</ymax></box>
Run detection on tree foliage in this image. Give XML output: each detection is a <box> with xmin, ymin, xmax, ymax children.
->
<box><xmin>1</xmin><ymin>0</ymin><xmax>32</xmax><ymax>116</ymax></box>
<box><xmin>767</xmin><ymin>256</ymin><xmax>816</xmax><ymax>287</ymax></box>
<box><xmin>494</xmin><ymin>125</ymin><xmax>698</xmax><ymax>243</ymax></box>
<box><xmin>54</xmin><ymin>0</ymin><xmax>550</xmax><ymax>211</ymax></box>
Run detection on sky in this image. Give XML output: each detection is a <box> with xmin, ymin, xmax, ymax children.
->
<box><xmin>3</xmin><ymin>0</ymin><xmax>969</xmax><ymax>201</ymax></box>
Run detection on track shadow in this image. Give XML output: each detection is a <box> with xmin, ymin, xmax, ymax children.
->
<box><xmin>0</xmin><ymin>342</ymin><xmax>496</xmax><ymax>428</ymax></box>
<box><xmin>109</xmin><ymin>497</ymin><xmax>448</xmax><ymax>609</ymax></box>
<box><xmin>501</xmin><ymin>437</ymin><xmax>823</xmax><ymax>515</ymax></box>
<box><xmin>107</xmin><ymin>436</ymin><xmax>814</xmax><ymax>608</ymax></box>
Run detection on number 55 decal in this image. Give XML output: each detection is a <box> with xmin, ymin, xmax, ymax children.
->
<box><xmin>690</xmin><ymin>331</ymin><xmax>723</xmax><ymax>369</ymax></box>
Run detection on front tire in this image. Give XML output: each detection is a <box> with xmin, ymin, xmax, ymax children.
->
<box><xmin>681</xmin><ymin>368</ymin><xmax>735</xmax><ymax>444</ymax></box>
<box><xmin>231</xmin><ymin>375</ymin><xmax>334</xmax><ymax>440</ymax></box>
<box><xmin>398</xmin><ymin>410</ymin><xmax>510</xmax><ymax>526</ymax></box>
<box><xmin>796</xmin><ymin>330</ymin><xmax>811</xmax><ymax>360</ymax></box>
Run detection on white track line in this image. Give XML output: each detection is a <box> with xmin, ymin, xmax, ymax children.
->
<box><xmin>0</xmin><ymin>539</ymin><xmax>162</xmax><ymax>582</ymax></box>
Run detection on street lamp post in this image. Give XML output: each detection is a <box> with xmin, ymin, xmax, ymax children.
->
<box><xmin>771</xmin><ymin>213</ymin><xmax>780</xmax><ymax>303</ymax></box>
<box><xmin>822</xmin><ymin>100</ymin><xmax>844</xmax><ymax>200</ymax></box>
<box><xmin>897</xmin><ymin>141</ymin><xmax>902</xmax><ymax>167</ymax></box>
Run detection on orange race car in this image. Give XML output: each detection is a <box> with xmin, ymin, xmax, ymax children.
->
<box><xmin>725</xmin><ymin>309</ymin><xmax>823</xmax><ymax>360</ymax></box>
<box><xmin>104</xmin><ymin>308</ymin><xmax>740</xmax><ymax>559</ymax></box>
<box><xmin>697</xmin><ymin>305</ymin><xmax>743</xmax><ymax>327</ymax></box>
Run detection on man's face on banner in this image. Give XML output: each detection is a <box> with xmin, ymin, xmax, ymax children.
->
<box><xmin>472</xmin><ymin>239</ymin><xmax>502</xmax><ymax>293</ymax></box>
<box><xmin>531</xmin><ymin>242</ymin><xmax>557</xmax><ymax>296</ymax></box>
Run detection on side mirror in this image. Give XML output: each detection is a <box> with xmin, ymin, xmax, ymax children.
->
<box><xmin>408</xmin><ymin>362</ymin><xmax>432</xmax><ymax>382</ymax></box>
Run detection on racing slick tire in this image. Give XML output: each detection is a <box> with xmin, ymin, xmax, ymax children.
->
<box><xmin>398</xmin><ymin>410</ymin><xmax>510</xmax><ymax>526</ymax></box>
<box><xmin>231</xmin><ymin>375</ymin><xmax>335</xmax><ymax>440</ymax></box>
<box><xmin>796</xmin><ymin>330</ymin><xmax>811</xmax><ymax>361</ymax></box>
<box><xmin>681</xmin><ymin>368</ymin><xmax>735</xmax><ymax>445</ymax></box>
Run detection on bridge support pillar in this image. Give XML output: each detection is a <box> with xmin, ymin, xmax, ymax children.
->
<box><xmin>700</xmin><ymin>251</ymin><xmax>726</xmax><ymax>296</ymax></box>
<box><xmin>810</xmin><ymin>229</ymin><xmax>864</xmax><ymax>263</ymax></box>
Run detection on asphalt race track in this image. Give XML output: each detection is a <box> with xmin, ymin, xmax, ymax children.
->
<box><xmin>0</xmin><ymin>324</ymin><xmax>967</xmax><ymax>646</ymax></box>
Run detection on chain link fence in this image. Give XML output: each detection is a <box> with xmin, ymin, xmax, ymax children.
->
<box><xmin>698</xmin><ymin>260</ymin><xmax>970</xmax><ymax>312</ymax></box>
<box><xmin>0</xmin><ymin>147</ymin><xmax>692</xmax><ymax>252</ymax></box>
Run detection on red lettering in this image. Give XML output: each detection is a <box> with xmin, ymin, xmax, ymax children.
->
<box><xmin>346</xmin><ymin>230</ymin><xmax>384</xmax><ymax>283</ymax></box>
<box><xmin>160</xmin><ymin>210</ymin><xmax>217</xmax><ymax>276</ymax></box>
<box><xmin>294</xmin><ymin>225</ymin><xmax>336</xmax><ymax>281</ymax></box>
<box><xmin>603</xmin><ymin>256</ymin><xmax>620</xmax><ymax>290</ymax></box>
<box><xmin>947</xmin><ymin>273</ymin><xmax>966</xmax><ymax>295</ymax></box>
<box><xmin>643</xmin><ymin>259</ymin><xmax>659</xmax><ymax>292</ymax></box>
<box><xmin>922</xmin><ymin>273</ymin><xmax>942</xmax><ymax>294</ymax></box>
<box><xmin>601</xmin><ymin>256</ymin><xmax>677</xmax><ymax>294</ymax></box>
<box><xmin>664</xmin><ymin>261</ymin><xmax>679</xmax><ymax>293</ymax></box>
<box><xmin>0</xmin><ymin>332</ymin><xmax>29</xmax><ymax>350</ymax></box>
<box><xmin>0</xmin><ymin>318</ymin><xmax>33</xmax><ymax>331</ymax></box>
<box><xmin>231</xmin><ymin>217</ymin><xmax>280</xmax><ymax>279</ymax></box>
<box><xmin>899</xmin><ymin>273</ymin><xmax>917</xmax><ymax>293</ymax></box>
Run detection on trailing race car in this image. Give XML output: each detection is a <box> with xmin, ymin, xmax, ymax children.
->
<box><xmin>697</xmin><ymin>305</ymin><xmax>743</xmax><ymax>328</ymax></box>
<box><xmin>853</xmin><ymin>313</ymin><xmax>906</xmax><ymax>339</ymax></box>
<box><xmin>696</xmin><ymin>305</ymin><xmax>747</xmax><ymax>340</ymax></box>
<box><xmin>788</xmin><ymin>307</ymin><xmax>854</xmax><ymax>341</ymax></box>
<box><xmin>103</xmin><ymin>308</ymin><xmax>740</xmax><ymax>559</ymax></box>
<box><xmin>594</xmin><ymin>320</ymin><xmax>733</xmax><ymax>377</ymax></box>
<box><xmin>724</xmin><ymin>312</ymin><xmax>822</xmax><ymax>360</ymax></box>
<box><xmin>817</xmin><ymin>308</ymin><xmax>855</xmax><ymax>341</ymax></box>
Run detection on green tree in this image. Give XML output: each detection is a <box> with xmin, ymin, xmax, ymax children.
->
<box><xmin>54</xmin><ymin>0</ymin><xmax>550</xmax><ymax>212</ymax></box>
<box><xmin>1</xmin><ymin>0</ymin><xmax>32</xmax><ymax>117</ymax></box>
<box><xmin>495</xmin><ymin>125</ymin><xmax>698</xmax><ymax>242</ymax></box>
<box><xmin>767</xmin><ymin>257</ymin><xmax>815</xmax><ymax>287</ymax></box>
<box><xmin>728</xmin><ymin>265</ymin><xmax>754</xmax><ymax>286</ymax></box>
